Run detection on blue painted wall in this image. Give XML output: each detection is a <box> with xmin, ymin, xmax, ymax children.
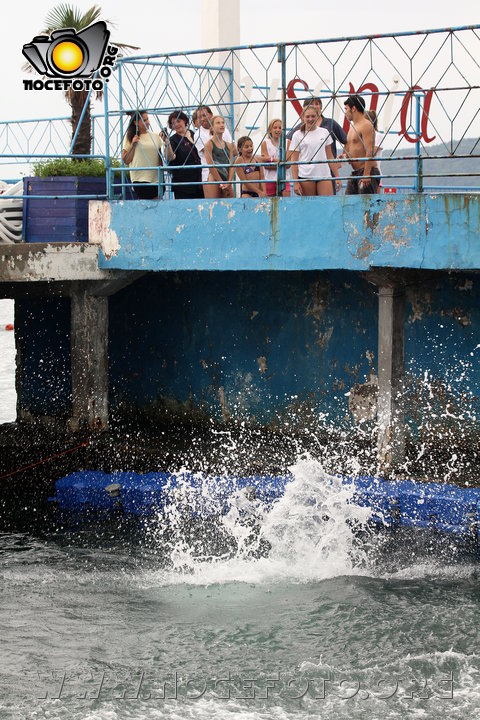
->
<box><xmin>96</xmin><ymin>194</ymin><xmax>480</xmax><ymax>272</ymax></box>
<box><xmin>404</xmin><ymin>274</ymin><xmax>480</xmax><ymax>434</ymax></box>
<box><xmin>108</xmin><ymin>271</ymin><xmax>377</xmax><ymax>424</ymax></box>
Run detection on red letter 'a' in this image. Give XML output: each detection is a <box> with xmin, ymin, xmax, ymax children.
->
<box><xmin>399</xmin><ymin>86</ymin><xmax>436</xmax><ymax>143</ymax></box>
<box><xmin>286</xmin><ymin>77</ymin><xmax>309</xmax><ymax>117</ymax></box>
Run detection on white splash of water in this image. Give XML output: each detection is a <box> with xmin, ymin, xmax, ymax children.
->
<box><xmin>144</xmin><ymin>456</ymin><xmax>373</xmax><ymax>587</ymax></box>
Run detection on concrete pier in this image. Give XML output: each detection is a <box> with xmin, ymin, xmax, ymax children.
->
<box><xmin>377</xmin><ymin>284</ymin><xmax>406</xmax><ymax>472</ymax></box>
<box><xmin>1</xmin><ymin>194</ymin><xmax>480</xmax><ymax>483</ymax></box>
<box><xmin>0</xmin><ymin>243</ymin><xmax>143</xmax><ymax>432</ymax></box>
<box><xmin>70</xmin><ymin>286</ymin><xmax>109</xmax><ymax>431</ymax></box>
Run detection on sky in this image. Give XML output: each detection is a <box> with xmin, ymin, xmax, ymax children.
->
<box><xmin>4</xmin><ymin>0</ymin><xmax>479</xmax><ymax>123</ymax></box>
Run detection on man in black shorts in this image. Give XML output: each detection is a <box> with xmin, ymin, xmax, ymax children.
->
<box><xmin>343</xmin><ymin>95</ymin><xmax>380</xmax><ymax>195</ymax></box>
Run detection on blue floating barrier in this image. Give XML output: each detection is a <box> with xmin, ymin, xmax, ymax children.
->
<box><xmin>52</xmin><ymin>471</ymin><xmax>290</xmax><ymax>517</ymax></box>
<box><xmin>52</xmin><ymin>470</ymin><xmax>480</xmax><ymax>541</ymax></box>
<box><xmin>345</xmin><ymin>476</ymin><xmax>480</xmax><ymax>539</ymax></box>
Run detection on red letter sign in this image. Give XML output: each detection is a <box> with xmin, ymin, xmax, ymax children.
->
<box><xmin>399</xmin><ymin>86</ymin><xmax>436</xmax><ymax>143</ymax></box>
<box><xmin>287</xmin><ymin>77</ymin><xmax>309</xmax><ymax>116</ymax></box>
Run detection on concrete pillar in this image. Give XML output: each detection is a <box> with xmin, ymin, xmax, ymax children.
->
<box><xmin>201</xmin><ymin>0</ymin><xmax>240</xmax><ymax>48</ymax></box>
<box><xmin>70</xmin><ymin>287</ymin><xmax>108</xmax><ymax>431</ymax></box>
<box><xmin>201</xmin><ymin>0</ymin><xmax>241</xmax><ymax>135</ymax></box>
<box><xmin>377</xmin><ymin>285</ymin><xmax>405</xmax><ymax>473</ymax></box>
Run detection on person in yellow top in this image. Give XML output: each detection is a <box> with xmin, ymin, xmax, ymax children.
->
<box><xmin>122</xmin><ymin>111</ymin><xmax>172</xmax><ymax>199</ymax></box>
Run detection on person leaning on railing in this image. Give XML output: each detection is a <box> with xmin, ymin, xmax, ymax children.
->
<box><xmin>166</xmin><ymin>111</ymin><xmax>204</xmax><ymax>200</ymax></box>
<box><xmin>122</xmin><ymin>110</ymin><xmax>173</xmax><ymax>199</ymax></box>
<box><xmin>288</xmin><ymin>96</ymin><xmax>347</xmax><ymax>194</ymax></box>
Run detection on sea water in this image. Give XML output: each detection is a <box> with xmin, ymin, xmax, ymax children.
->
<box><xmin>1</xmin><ymin>299</ymin><xmax>480</xmax><ymax>720</ymax></box>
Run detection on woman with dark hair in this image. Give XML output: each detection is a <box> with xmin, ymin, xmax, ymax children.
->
<box><xmin>122</xmin><ymin>110</ymin><xmax>170</xmax><ymax>199</ymax></box>
<box><xmin>166</xmin><ymin>111</ymin><xmax>204</xmax><ymax>199</ymax></box>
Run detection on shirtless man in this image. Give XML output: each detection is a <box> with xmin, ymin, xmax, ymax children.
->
<box><xmin>343</xmin><ymin>95</ymin><xmax>380</xmax><ymax>194</ymax></box>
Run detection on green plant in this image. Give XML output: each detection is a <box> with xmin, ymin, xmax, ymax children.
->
<box><xmin>32</xmin><ymin>157</ymin><xmax>121</xmax><ymax>177</ymax></box>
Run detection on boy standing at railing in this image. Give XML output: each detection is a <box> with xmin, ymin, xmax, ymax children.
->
<box><xmin>343</xmin><ymin>95</ymin><xmax>380</xmax><ymax>195</ymax></box>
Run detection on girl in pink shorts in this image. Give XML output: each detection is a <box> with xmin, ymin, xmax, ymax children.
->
<box><xmin>261</xmin><ymin>119</ymin><xmax>291</xmax><ymax>197</ymax></box>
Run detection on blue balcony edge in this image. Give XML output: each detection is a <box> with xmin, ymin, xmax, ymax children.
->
<box><xmin>91</xmin><ymin>193</ymin><xmax>480</xmax><ymax>273</ymax></box>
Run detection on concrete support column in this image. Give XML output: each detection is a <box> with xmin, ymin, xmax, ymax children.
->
<box><xmin>70</xmin><ymin>288</ymin><xmax>108</xmax><ymax>431</ymax></box>
<box><xmin>201</xmin><ymin>0</ymin><xmax>240</xmax><ymax>48</ymax></box>
<box><xmin>377</xmin><ymin>285</ymin><xmax>405</xmax><ymax>473</ymax></box>
<box><xmin>201</xmin><ymin>0</ymin><xmax>241</xmax><ymax>135</ymax></box>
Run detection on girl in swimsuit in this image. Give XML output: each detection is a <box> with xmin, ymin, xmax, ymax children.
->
<box><xmin>234</xmin><ymin>136</ymin><xmax>266</xmax><ymax>198</ymax></box>
<box><xmin>204</xmin><ymin>115</ymin><xmax>235</xmax><ymax>198</ymax></box>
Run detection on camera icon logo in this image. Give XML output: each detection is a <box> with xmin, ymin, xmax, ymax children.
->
<box><xmin>22</xmin><ymin>21</ymin><xmax>111</xmax><ymax>79</ymax></box>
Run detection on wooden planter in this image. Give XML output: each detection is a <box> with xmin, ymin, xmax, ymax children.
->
<box><xmin>23</xmin><ymin>176</ymin><xmax>106</xmax><ymax>243</ymax></box>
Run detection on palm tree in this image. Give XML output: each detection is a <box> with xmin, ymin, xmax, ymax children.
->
<box><xmin>24</xmin><ymin>4</ymin><xmax>137</xmax><ymax>157</ymax></box>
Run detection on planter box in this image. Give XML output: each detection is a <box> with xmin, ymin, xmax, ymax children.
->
<box><xmin>23</xmin><ymin>176</ymin><xmax>106</xmax><ymax>243</ymax></box>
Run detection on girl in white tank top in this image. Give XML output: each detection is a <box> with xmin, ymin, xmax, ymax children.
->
<box><xmin>260</xmin><ymin>119</ymin><xmax>291</xmax><ymax>197</ymax></box>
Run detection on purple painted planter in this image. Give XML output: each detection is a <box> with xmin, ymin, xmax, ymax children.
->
<box><xmin>23</xmin><ymin>176</ymin><xmax>106</xmax><ymax>243</ymax></box>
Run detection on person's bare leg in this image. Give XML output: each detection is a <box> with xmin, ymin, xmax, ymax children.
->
<box><xmin>301</xmin><ymin>180</ymin><xmax>316</xmax><ymax>196</ymax></box>
<box><xmin>204</xmin><ymin>174</ymin><xmax>221</xmax><ymax>199</ymax></box>
<box><xmin>221</xmin><ymin>185</ymin><xmax>234</xmax><ymax>198</ymax></box>
<box><xmin>316</xmin><ymin>179</ymin><xmax>334</xmax><ymax>196</ymax></box>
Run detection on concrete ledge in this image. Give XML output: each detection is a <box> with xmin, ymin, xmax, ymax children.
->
<box><xmin>0</xmin><ymin>242</ymin><xmax>118</xmax><ymax>283</ymax></box>
<box><xmin>90</xmin><ymin>193</ymin><xmax>480</xmax><ymax>272</ymax></box>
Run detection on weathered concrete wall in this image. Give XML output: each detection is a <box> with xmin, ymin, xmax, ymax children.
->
<box><xmin>90</xmin><ymin>194</ymin><xmax>480</xmax><ymax>272</ymax></box>
<box><xmin>108</xmin><ymin>271</ymin><xmax>377</xmax><ymax>424</ymax></box>
<box><xmin>0</xmin><ymin>243</ymin><xmax>116</xmax><ymax>284</ymax></box>
<box><xmin>404</xmin><ymin>273</ymin><xmax>480</xmax><ymax>441</ymax></box>
<box><xmin>14</xmin><ymin>271</ymin><xmax>480</xmax><ymax>440</ymax></box>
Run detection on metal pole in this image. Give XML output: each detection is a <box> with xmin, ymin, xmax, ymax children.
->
<box><xmin>118</xmin><ymin>63</ymin><xmax>127</xmax><ymax>200</ymax></box>
<box><xmin>417</xmin><ymin>155</ymin><xmax>424</xmax><ymax>193</ymax></box>
<box><xmin>228</xmin><ymin>57</ymin><xmax>235</xmax><ymax>140</ymax></box>
<box><xmin>103</xmin><ymin>78</ymin><xmax>111</xmax><ymax>200</ymax></box>
<box><xmin>414</xmin><ymin>93</ymin><xmax>422</xmax><ymax>193</ymax></box>
<box><xmin>277</xmin><ymin>44</ymin><xmax>287</xmax><ymax>195</ymax></box>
